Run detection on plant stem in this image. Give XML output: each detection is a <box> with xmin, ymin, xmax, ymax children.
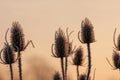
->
<box><xmin>9</xmin><ymin>63</ymin><xmax>13</xmax><ymax>80</ymax></box>
<box><xmin>18</xmin><ymin>51</ymin><xmax>22</xmax><ymax>80</ymax></box>
<box><xmin>76</xmin><ymin>65</ymin><xmax>79</xmax><ymax>80</ymax></box>
<box><xmin>61</xmin><ymin>57</ymin><xmax>65</xmax><ymax>80</ymax></box>
<box><xmin>86</xmin><ymin>43</ymin><xmax>91</xmax><ymax>80</ymax></box>
<box><xmin>65</xmin><ymin>57</ymin><xmax>68</xmax><ymax>80</ymax></box>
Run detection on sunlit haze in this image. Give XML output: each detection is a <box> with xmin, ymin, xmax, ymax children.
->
<box><xmin>0</xmin><ymin>0</ymin><xmax>120</xmax><ymax>80</ymax></box>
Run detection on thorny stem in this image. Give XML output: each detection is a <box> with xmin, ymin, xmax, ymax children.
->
<box><xmin>86</xmin><ymin>43</ymin><xmax>91</xmax><ymax>80</ymax></box>
<box><xmin>76</xmin><ymin>65</ymin><xmax>79</xmax><ymax>80</ymax></box>
<box><xmin>9</xmin><ymin>63</ymin><xmax>13</xmax><ymax>80</ymax></box>
<box><xmin>65</xmin><ymin>57</ymin><xmax>68</xmax><ymax>80</ymax></box>
<box><xmin>61</xmin><ymin>57</ymin><xmax>65</xmax><ymax>80</ymax></box>
<box><xmin>18</xmin><ymin>51</ymin><xmax>22</xmax><ymax>80</ymax></box>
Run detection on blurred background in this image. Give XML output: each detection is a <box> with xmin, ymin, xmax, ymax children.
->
<box><xmin>0</xmin><ymin>0</ymin><xmax>120</xmax><ymax>80</ymax></box>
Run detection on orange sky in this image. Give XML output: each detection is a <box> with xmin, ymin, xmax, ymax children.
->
<box><xmin>0</xmin><ymin>0</ymin><xmax>120</xmax><ymax>80</ymax></box>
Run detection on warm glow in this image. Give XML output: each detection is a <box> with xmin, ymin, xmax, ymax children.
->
<box><xmin>0</xmin><ymin>0</ymin><xmax>120</xmax><ymax>80</ymax></box>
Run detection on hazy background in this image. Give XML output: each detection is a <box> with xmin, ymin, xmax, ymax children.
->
<box><xmin>0</xmin><ymin>0</ymin><xmax>120</xmax><ymax>80</ymax></box>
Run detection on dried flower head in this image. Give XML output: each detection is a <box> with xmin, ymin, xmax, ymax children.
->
<box><xmin>0</xmin><ymin>28</ymin><xmax>18</xmax><ymax>64</ymax></box>
<box><xmin>112</xmin><ymin>50</ymin><xmax>120</xmax><ymax>69</ymax></box>
<box><xmin>72</xmin><ymin>46</ymin><xmax>84</xmax><ymax>66</ymax></box>
<box><xmin>78</xmin><ymin>18</ymin><xmax>95</xmax><ymax>44</ymax></box>
<box><xmin>53</xmin><ymin>72</ymin><xmax>62</xmax><ymax>80</ymax></box>
<box><xmin>2</xmin><ymin>44</ymin><xmax>16</xmax><ymax>64</ymax></box>
<box><xmin>54</xmin><ymin>28</ymin><xmax>66</xmax><ymax>58</ymax></box>
<box><xmin>79</xmin><ymin>74</ymin><xmax>86</xmax><ymax>80</ymax></box>
<box><xmin>106</xmin><ymin>50</ymin><xmax>120</xmax><ymax>70</ymax></box>
<box><xmin>113</xmin><ymin>28</ymin><xmax>120</xmax><ymax>50</ymax></box>
<box><xmin>10</xmin><ymin>22</ymin><xmax>25</xmax><ymax>52</ymax></box>
<box><xmin>51</xmin><ymin>28</ymin><xmax>73</xmax><ymax>58</ymax></box>
<box><xmin>79</xmin><ymin>74</ymin><xmax>91</xmax><ymax>80</ymax></box>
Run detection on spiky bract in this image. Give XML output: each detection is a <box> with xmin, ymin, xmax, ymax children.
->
<box><xmin>117</xmin><ymin>35</ymin><xmax>120</xmax><ymax>50</ymax></box>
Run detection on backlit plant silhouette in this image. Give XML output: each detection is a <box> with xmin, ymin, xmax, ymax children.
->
<box><xmin>78</xmin><ymin>18</ymin><xmax>95</xmax><ymax>80</ymax></box>
<box><xmin>53</xmin><ymin>72</ymin><xmax>62</xmax><ymax>80</ymax></box>
<box><xmin>72</xmin><ymin>46</ymin><xmax>84</xmax><ymax>80</ymax></box>
<box><xmin>10</xmin><ymin>22</ymin><xmax>35</xmax><ymax>80</ymax></box>
<box><xmin>107</xmin><ymin>28</ymin><xmax>120</xmax><ymax>70</ymax></box>
<box><xmin>107</xmin><ymin>50</ymin><xmax>120</xmax><ymax>70</ymax></box>
<box><xmin>51</xmin><ymin>28</ymin><xmax>74</xmax><ymax>80</ymax></box>
<box><xmin>0</xmin><ymin>29</ymin><xmax>19</xmax><ymax>80</ymax></box>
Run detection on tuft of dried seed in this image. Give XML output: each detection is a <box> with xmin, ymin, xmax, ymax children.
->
<box><xmin>3</xmin><ymin>44</ymin><xmax>15</xmax><ymax>64</ymax></box>
<box><xmin>10</xmin><ymin>22</ymin><xmax>25</xmax><ymax>52</ymax></box>
<box><xmin>54</xmin><ymin>28</ymin><xmax>67</xmax><ymax>58</ymax></box>
<box><xmin>81</xmin><ymin>18</ymin><xmax>95</xmax><ymax>43</ymax></box>
<box><xmin>73</xmin><ymin>46</ymin><xmax>84</xmax><ymax>66</ymax></box>
<box><xmin>79</xmin><ymin>74</ymin><xmax>91</xmax><ymax>80</ymax></box>
<box><xmin>53</xmin><ymin>72</ymin><xmax>62</xmax><ymax>80</ymax></box>
<box><xmin>112</xmin><ymin>50</ymin><xmax>120</xmax><ymax>69</ymax></box>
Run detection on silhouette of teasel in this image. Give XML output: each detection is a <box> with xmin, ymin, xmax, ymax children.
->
<box><xmin>78</xmin><ymin>18</ymin><xmax>95</xmax><ymax>80</ymax></box>
<box><xmin>79</xmin><ymin>74</ymin><xmax>91</xmax><ymax>80</ymax></box>
<box><xmin>53</xmin><ymin>72</ymin><xmax>62</xmax><ymax>80</ymax></box>
<box><xmin>10</xmin><ymin>22</ymin><xmax>35</xmax><ymax>80</ymax></box>
<box><xmin>106</xmin><ymin>50</ymin><xmax>120</xmax><ymax>70</ymax></box>
<box><xmin>51</xmin><ymin>28</ymin><xmax>74</xmax><ymax>80</ymax></box>
<box><xmin>78</xmin><ymin>18</ymin><xmax>95</xmax><ymax>44</ymax></box>
<box><xmin>106</xmin><ymin>28</ymin><xmax>120</xmax><ymax>70</ymax></box>
<box><xmin>71</xmin><ymin>46</ymin><xmax>84</xmax><ymax>80</ymax></box>
<box><xmin>0</xmin><ymin>29</ymin><xmax>19</xmax><ymax>80</ymax></box>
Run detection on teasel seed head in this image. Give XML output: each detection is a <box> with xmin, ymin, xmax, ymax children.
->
<box><xmin>78</xmin><ymin>18</ymin><xmax>95</xmax><ymax>44</ymax></box>
<box><xmin>51</xmin><ymin>28</ymin><xmax>66</xmax><ymax>58</ymax></box>
<box><xmin>51</xmin><ymin>28</ymin><xmax>74</xmax><ymax>58</ymax></box>
<box><xmin>55</xmin><ymin>28</ymin><xmax>66</xmax><ymax>57</ymax></box>
<box><xmin>2</xmin><ymin>44</ymin><xmax>15</xmax><ymax>64</ymax></box>
<box><xmin>79</xmin><ymin>74</ymin><xmax>91</xmax><ymax>80</ymax></box>
<box><xmin>112</xmin><ymin>50</ymin><xmax>120</xmax><ymax>69</ymax></box>
<box><xmin>72</xmin><ymin>46</ymin><xmax>84</xmax><ymax>66</ymax></box>
<box><xmin>79</xmin><ymin>74</ymin><xmax>86</xmax><ymax>80</ymax></box>
<box><xmin>53</xmin><ymin>72</ymin><xmax>62</xmax><ymax>80</ymax></box>
<box><xmin>10</xmin><ymin>21</ymin><xmax>25</xmax><ymax>52</ymax></box>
